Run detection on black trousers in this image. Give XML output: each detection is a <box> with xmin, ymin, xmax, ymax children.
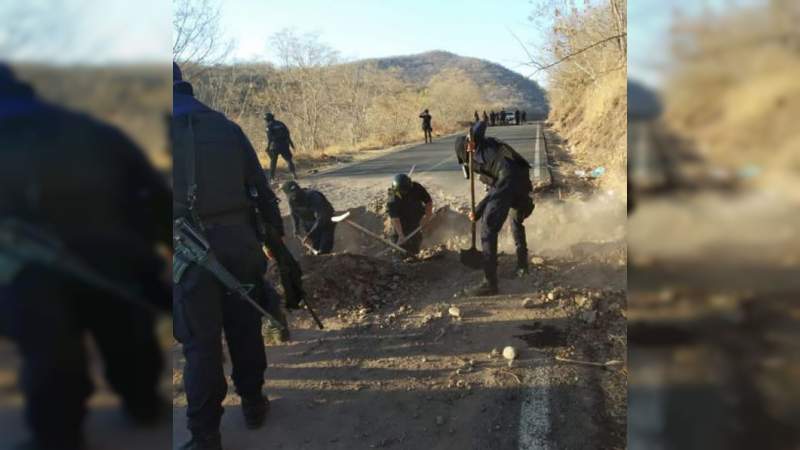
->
<box><xmin>423</xmin><ymin>128</ymin><xmax>432</xmax><ymax>143</ymax></box>
<box><xmin>173</xmin><ymin>223</ymin><xmax>274</xmax><ymax>434</ymax></box>
<box><xmin>480</xmin><ymin>183</ymin><xmax>534</xmax><ymax>285</ymax></box>
<box><xmin>0</xmin><ymin>268</ymin><xmax>164</xmax><ymax>450</ymax></box>
<box><xmin>268</xmin><ymin>148</ymin><xmax>296</xmax><ymax>179</ymax></box>
<box><xmin>306</xmin><ymin>222</ymin><xmax>336</xmax><ymax>254</ymax></box>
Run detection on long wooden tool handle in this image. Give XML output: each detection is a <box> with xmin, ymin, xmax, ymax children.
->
<box><xmin>377</xmin><ymin>215</ymin><xmax>430</xmax><ymax>257</ymax></box>
<box><xmin>345</xmin><ymin>220</ymin><xmax>409</xmax><ymax>254</ymax></box>
<box><xmin>469</xmin><ymin>147</ymin><xmax>476</xmax><ymax>247</ymax></box>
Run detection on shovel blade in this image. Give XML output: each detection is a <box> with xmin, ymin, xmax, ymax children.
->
<box><xmin>331</xmin><ymin>211</ymin><xmax>351</xmax><ymax>223</ymax></box>
<box><xmin>459</xmin><ymin>247</ymin><xmax>483</xmax><ymax>270</ymax></box>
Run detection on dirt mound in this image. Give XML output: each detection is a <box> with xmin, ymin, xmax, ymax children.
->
<box><xmin>333</xmin><ymin>206</ymin><xmax>388</xmax><ymax>255</ymax></box>
<box><xmin>285</xmin><ymin>253</ymin><xmax>406</xmax><ymax>314</ymax></box>
<box><xmin>423</xmin><ymin>205</ymin><xmax>472</xmax><ymax>250</ymax></box>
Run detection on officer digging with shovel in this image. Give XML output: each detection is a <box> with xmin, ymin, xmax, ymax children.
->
<box><xmin>280</xmin><ymin>181</ymin><xmax>336</xmax><ymax>255</ymax></box>
<box><xmin>456</xmin><ymin>121</ymin><xmax>535</xmax><ymax>296</ymax></box>
<box><xmin>387</xmin><ymin>174</ymin><xmax>433</xmax><ymax>256</ymax></box>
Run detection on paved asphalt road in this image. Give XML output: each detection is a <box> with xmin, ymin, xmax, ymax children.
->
<box><xmin>311</xmin><ymin>122</ymin><xmax>550</xmax><ymax>201</ymax></box>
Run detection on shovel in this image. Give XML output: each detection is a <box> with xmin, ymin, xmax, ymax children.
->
<box><xmin>332</xmin><ymin>211</ymin><xmax>410</xmax><ymax>255</ymax></box>
<box><xmin>460</xmin><ymin>144</ymin><xmax>483</xmax><ymax>269</ymax></box>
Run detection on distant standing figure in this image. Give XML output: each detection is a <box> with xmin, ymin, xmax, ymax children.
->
<box><xmin>474</xmin><ymin>110</ymin><xmax>480</xmax><ymax>122</ymax></box>
<box><xmin>522</xmin><ymin>111</ymin><xmax>527</xmax><ymax>123</ymax></box>
<box><xmin>482</xmin><ymin>110</ymin><xmax>488</xmax><ymax>123</ymax></box>
<box><xmin>515</xmin><ymin>109</ymin><xmax>520</xmax><ymax>125</ymax></box>
<box><xmin>499</xmin><ymin>109</ymin><xmax>506</xmax><ymax>125</ymax></box>
<box><xmin>489</xmin><ymin>111</ymin><xmax>496</xmax><ymax>126</ymax></box>
<box><xmin>419</xmin><ymin>109</ymin><xmax>433</xmax><ymax>143</ymax></box>
<box><xmin>265</xmin><ymin>112</ymin><xmax>297</xmax><ymax>182</ymax></box>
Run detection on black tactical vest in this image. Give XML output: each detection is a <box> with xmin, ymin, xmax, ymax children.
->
<box><xmin>172</xmin><ymin>110</ymin><xmax>251</xmax><ymax>223</ymax></box>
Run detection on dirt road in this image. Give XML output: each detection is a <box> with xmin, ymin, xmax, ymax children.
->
<box><xmin>172</xmin><ymin>123</ymin><xmax>627</xmax><ymax>449</ymax></box>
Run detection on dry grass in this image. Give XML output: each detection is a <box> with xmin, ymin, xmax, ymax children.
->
<box><xmin>12</xmin><ymin>64</ymin><xmax>171</xmax><ymax>169</ymax></box>
<box><xmin>662</xmin><ymin>4</ymin><xmax>800</xmax><ymax>193</ymax></box>
<box><xmin>184</xmin><ymin>32</ymin><xmax>536</xmax><ymax>164</ymax></box>
<box><xmin>188</xmin><ymin>61</ymin><xmax>493</xmax><ymax>166</ymax></box>
<box><xmin>533</xmin><ymin>0</ymin><xmax>628</xmax><ymax>194</ymax></box>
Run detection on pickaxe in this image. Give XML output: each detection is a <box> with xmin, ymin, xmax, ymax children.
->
<box><xmin>376</xmin><ymin>206</ymin><xmax>444</xmax><ymax>257</ymax></box>
<box><xmin>332</xmin><ymin>211</ymin><xmax>409</xmax><ymax>255</ymax></box>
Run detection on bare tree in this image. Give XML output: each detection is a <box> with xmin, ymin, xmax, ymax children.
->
<box><xmin>172</xmin><ymin>0</ymin><xmax>234</xmax><ymax>76</ymax></box>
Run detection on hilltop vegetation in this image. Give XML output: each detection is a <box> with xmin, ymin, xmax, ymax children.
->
<box><xmin>184</xmin><ymin>34</ymin><xmax>547</xmax><ymax>164</ymax></box>
<box><xmin>358</xmin><ymin>50</ymin><xmax>548</xmax><ymax>117</ymax></box>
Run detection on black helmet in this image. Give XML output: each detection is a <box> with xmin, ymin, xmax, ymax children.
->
<box><xmin>264</xmin><ymin>112</ymin><xmax>275</xmax><ymax>121</ymax></box>
<box><xmin>469</xmin><ymin>120</ymin><xmax>487</xmax><ymax>144</ymax></box>
<box><xmin>392</xmin><ymin>174</ymin><xmax>412</xmax><ymax>196</ymax></box>
<box><xmin>281</xmin><ymin>181</ymin><xmax>305</xmax><ymax>203</ymax></box>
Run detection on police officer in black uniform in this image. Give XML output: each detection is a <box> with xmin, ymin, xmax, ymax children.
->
<box><xmin>455</xmin><ymin>121</ymin><xmax>534</xmax><ymax>295</ymax></box>
<box><xmin>264</xmin><ymin>112</ymin><xmax>297</xmax><ymax>182</ymax></box>
<box><xmin>515</xmin><ymin>109</ymin><xmax>521</xmax><ymax>125</ymax></box>
<box><xmin>0</xmin><ymin>64</ymin><xmax>171</xmax><ymax>450</ymax></box>
<box><xmin>482</xmin><ymin>110</ymin><xmax>489</xmax><ymax>123</ymax></box>
<box><xmin>281</xmin><ymin>181</ymin><xmax>336</xmax><ymax>254</ymax></box>
<box><xmin>419</xmin><ymin>109</ymin><xmax>433</xmax><ymax>143</ymax></box>
<box><xmin>387</xmin><ymin>174</ymin><xmax>433</xmax><ymax>255</ymax></box>
<box><xmin>173</xmin><ymin>62</ymin><xmax>289</xmax><ymax>450</ymax></box>
<box><xmin>489</xmin><ymin>110</ymin><xmax>496</xmax><ymax>126</ymax></box>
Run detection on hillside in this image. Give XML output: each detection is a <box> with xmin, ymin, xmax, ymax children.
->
<box><xmin>357</xmin><ymin>50</ymin><xmax>549</xmax><ymax>117</ymax></box>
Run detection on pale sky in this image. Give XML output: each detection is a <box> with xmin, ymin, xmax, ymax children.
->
<box><xmin>0</xmin><ymin>0</ymin><xmax>171</xmax><ymax>64</ymax></box>
<box><xmin>219</xmin><ymin>0</ymin><xmax>549</xmax><ymax>82</ymax></box>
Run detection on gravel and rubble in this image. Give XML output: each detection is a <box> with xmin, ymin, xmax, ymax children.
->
<box><xmin>175</xmin><ymin>187</ymin><xmax>628</xmax><ymax>449</ymax></box>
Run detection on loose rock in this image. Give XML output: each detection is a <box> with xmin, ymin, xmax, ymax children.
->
<box><xmin>448</xmin><ymin>306</ymin><xmax>461</xmax><ymax>318</ymax></box>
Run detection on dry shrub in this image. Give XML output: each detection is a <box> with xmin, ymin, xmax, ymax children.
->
<box><xmin>533</xmin><ymin>0</ymin><xmax>627</xmax><ymax>193</ymax></box>
<box><xmin>663</xmin><ymin>2</ymin><xmax>800</xmax><ymax>191</ymax></box>
<box><xmin>185</xmin><ymin>30</ymin><xmax>497</xmax><ymax>163</ymax></box>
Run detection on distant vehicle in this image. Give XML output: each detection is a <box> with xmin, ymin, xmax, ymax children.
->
<box><xmin>504</xmin><ymin>112</ymin><xmax>516</xmax><ymax>124</ymax></box>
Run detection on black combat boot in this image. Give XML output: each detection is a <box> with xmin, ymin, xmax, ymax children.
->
<box><xmin>124</xmin><ymin>394</ymin><xmax>169</xmax><ymax>427</ymax></box>
<box><xmin>180</xmin><ymin>431</ymin><xmax>223</xmax><ymax>450</ymax></box>
<box><xmin>515</xmin><ymin>252</ymin><xmax>529</xmax><ymax>277</ymax></box>
<box><xmin>241</xmin><ymin>394</ymin><xmax>270</xmax><ymax>429</ymax></box>
<box><xmin>467</xmin><ymin>278</ymin><xmax>498</xmax><ymax>296</ymax></box>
